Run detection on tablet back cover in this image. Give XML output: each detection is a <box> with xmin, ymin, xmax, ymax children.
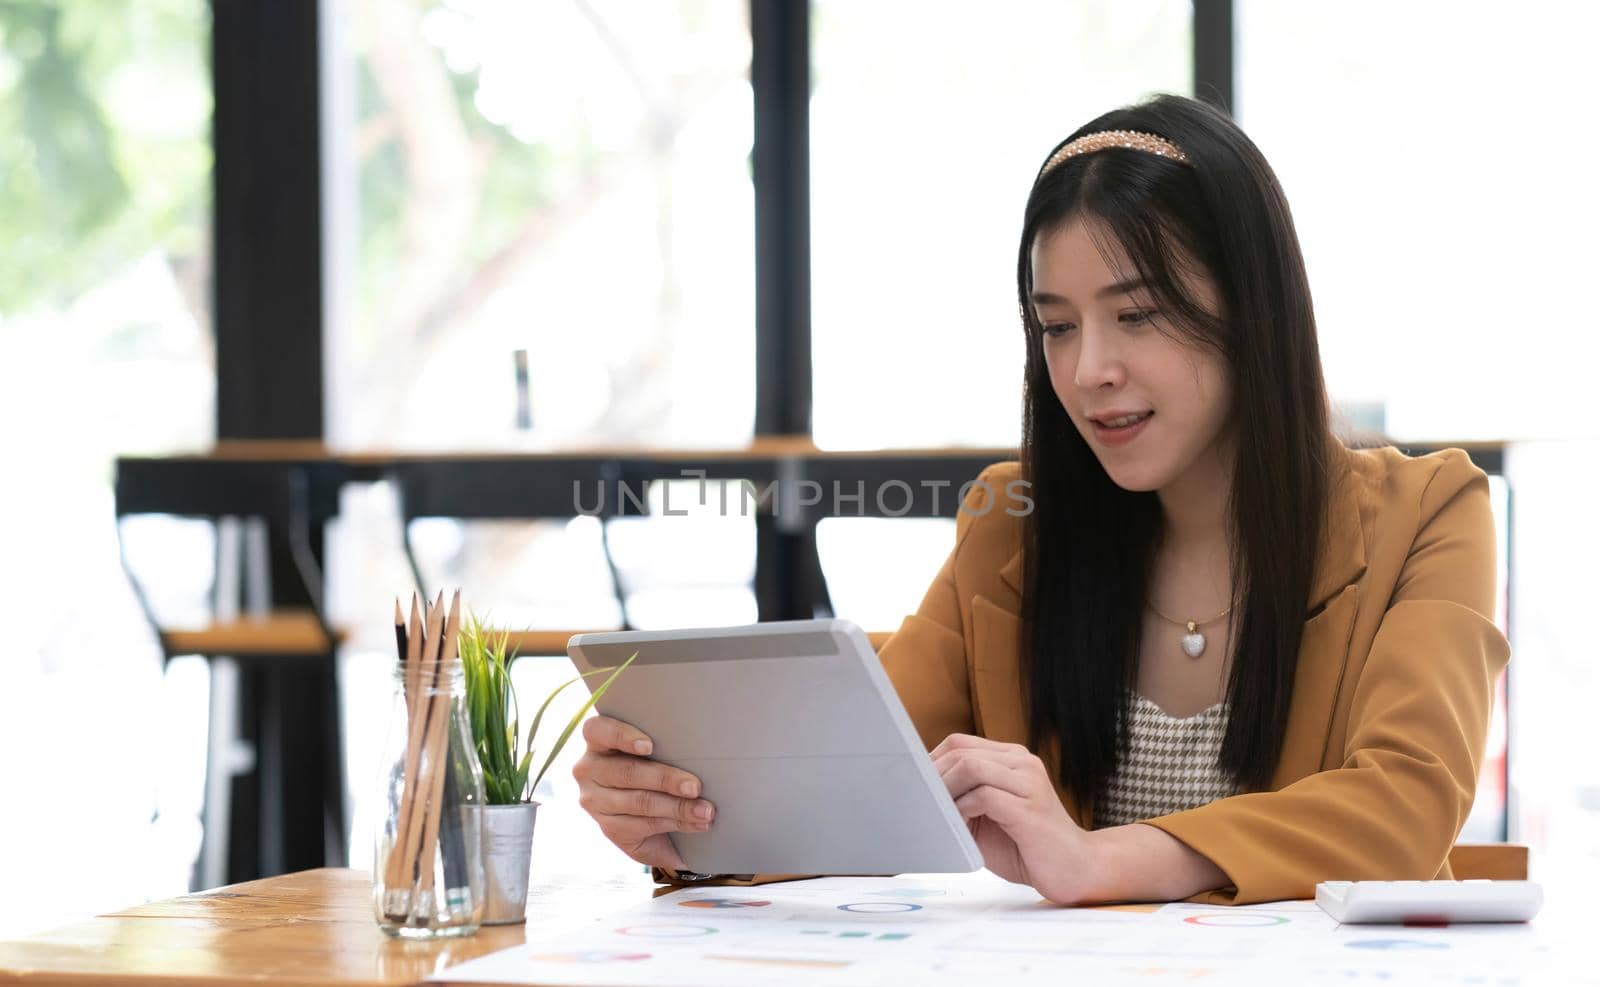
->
<box><xmin>569</xmin><ymin>620</ymin><xmax>982</xmax><ymax>875</ymax></box>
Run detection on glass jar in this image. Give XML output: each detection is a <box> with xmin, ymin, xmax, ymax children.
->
<box><xmin>372</xmin><ymin>659</ymin><xmax>486</xmax><ymax>938</ymax></box>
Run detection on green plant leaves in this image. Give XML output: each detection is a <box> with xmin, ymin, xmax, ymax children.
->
<box><xmin>458</xmin><ymin>611</ymin><xmax>524</xmax><ymax>805</ymax></box>
<box><xmin>458</xmin><ymin>611</ymin><xmax>636</xmax><ymax>804</ymax></box>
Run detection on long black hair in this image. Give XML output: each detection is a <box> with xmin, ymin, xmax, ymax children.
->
<box><xmin>1015</xmin><ymin>93</ymin><xmax>1340</xmax><ymax>809</ymax></box>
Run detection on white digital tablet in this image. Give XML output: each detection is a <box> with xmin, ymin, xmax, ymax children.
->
<box><xmin>567</xmin><ymin>618</ymin><xmax>984</xmax><ymax>876</ymax></box>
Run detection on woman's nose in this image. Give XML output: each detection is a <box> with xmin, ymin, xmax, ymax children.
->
<box><xmin>1073</xmin><ymin>324</ymin><xmax>1126</xmax><ymax>390</ymax></box>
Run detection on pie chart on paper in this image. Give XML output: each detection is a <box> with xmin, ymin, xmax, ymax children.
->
<box><xmin>679</xmin><ymin>898</ymin><xmax>774</xmax><ymax>909</ymax></box>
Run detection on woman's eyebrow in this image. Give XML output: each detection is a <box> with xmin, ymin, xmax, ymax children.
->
<box><xmin>1030</xmin><ymin>279</ymin><xmax>1150</xmax><ymax>305</ymax></box>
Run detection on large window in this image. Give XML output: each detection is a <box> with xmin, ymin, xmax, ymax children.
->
<box><xmin>1237</xmin><ymin>0</ymin><xmax>1600</xmax><ymax>442</ymax></box>
<box><xmin>322</xmin><ymin>0</ymin><xmax>762</xmax><ymax>642</ymax></box>
<box><xmin>326</xmin><ymin>0</ymin><xmax>756</xmax><ymax>450</ymax></box>
<box><xmin>0</xmin><ymin>0</ymin><xmax>213</xmax><ymax>935</ymax></box>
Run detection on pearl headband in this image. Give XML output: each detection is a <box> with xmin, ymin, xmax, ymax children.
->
<box><xmin>1039</xmin><ymin>128</ymin><xmax>1192</xmax><ymax>176</ymax></box>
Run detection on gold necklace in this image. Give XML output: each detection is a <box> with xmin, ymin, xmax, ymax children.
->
<box><xmin>1147</xmin><ymin>601</ymin><xmax>1233</xmax><ymax>658</ymax></box>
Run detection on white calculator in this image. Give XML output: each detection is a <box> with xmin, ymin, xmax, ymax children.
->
<box><xmin>1315</xmin><ymin>880</ymin><xmax>1543</xmax><ymax>924</ymax></box>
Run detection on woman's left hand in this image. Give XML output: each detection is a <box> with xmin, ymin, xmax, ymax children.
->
<box><xmin>931</xmin><ymin>733</ymin><xmax>1093</xmax><ymax>904</ymax></box>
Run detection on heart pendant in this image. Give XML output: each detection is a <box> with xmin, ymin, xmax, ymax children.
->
<box><xmin>1180</xmin><ymin>632</ymin><xmax>1206</xmax><ymax>658</ymax></box>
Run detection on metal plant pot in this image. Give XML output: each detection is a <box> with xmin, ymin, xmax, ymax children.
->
<box><xmin>481</xmin><ymin>801</ymin><xmax>538</xmax><ymax>924</ymax></box>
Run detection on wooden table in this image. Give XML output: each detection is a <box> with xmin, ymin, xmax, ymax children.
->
<box><xmin>0</xmin><ymin>868</ymin><xmax>655</xmax><ymax>986</ymax></box>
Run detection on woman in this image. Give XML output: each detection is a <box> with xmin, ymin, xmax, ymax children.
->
<box><xmin>571</xmin><ymin>93</ymin><xmax>1511</xmax><ymax>905</ymax></box>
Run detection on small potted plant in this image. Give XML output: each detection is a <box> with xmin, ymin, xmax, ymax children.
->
<box><xmin>458</xmin><ymin>614</ymin><xmax>636</xmax><ymax>924</ymax></box>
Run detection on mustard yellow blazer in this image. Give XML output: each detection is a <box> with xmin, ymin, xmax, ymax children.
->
<box><xmin>658</xmin><ymin>441</ymin><xmax>1513</xmax><ymax>903</ymax></box>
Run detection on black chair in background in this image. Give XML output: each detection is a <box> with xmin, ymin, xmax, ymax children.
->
<box><xmin>115</xmin><ymin>463</ymin><xmax>346</xmax><ymax>889</ymax></box>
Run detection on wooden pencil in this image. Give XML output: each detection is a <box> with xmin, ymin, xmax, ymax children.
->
<box><xmin>381</xmin><ymin>593</ymin><xmax>429</xmax><ymax>914</ymax></box>
<box><xmin>397</xmin><ymin>592</ymin><xmax>448</xmax><ymax>914</ymax></box>
<box><xmin>414</xmin><ymin>590</ymin><xmax>463</xmax><ymax>899</ymax></box>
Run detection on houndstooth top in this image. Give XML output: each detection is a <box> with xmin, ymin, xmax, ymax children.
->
<box><xmin>1093</xmin><ymin>694</ymin><xmax>1237</xmax><ymax>828</ymax></box>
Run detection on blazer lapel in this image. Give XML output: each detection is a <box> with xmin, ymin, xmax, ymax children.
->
<box><xmin>976</xmin><ymin>545</ymin><xmax>1027</xmax><ymax>747</ymax></box>
<box><xmin>1274</xmin><ymin>446</ymin><xmax>1369</xmax><ymax>782</ymax></box>
<box><xmin>999</xmin><ymin>545</ymin><xmax>1025</xmax><ymax>597</ymax></box>
<box><xmin>1306</xmin><ymin>443</ymin><xmax>1368</xmax><ymax>617</ymax></box>
<box><xmin>978</xmin><ymin>536</ymin><xmax>1026</xmax><ymax>746</ymax></box>
<box><xmin>971</xmin><ymin>594</ymin><xmax>1027</xmax><ymax>745</ymax></box>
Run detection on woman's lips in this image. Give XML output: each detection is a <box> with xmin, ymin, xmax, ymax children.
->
<box><xmin>1090</xmin><ymin>411</ymin><xmax>1154</xmax><ymax>446</ymax></box>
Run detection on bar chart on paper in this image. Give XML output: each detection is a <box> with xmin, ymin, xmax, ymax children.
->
<box><xmin>436</xmin><ymin>871</ymin><xmax>1591</xmax><ymax>986</ymax></box>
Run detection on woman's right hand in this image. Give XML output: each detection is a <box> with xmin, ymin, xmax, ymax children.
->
<box><xmin>572</xmin><ymin>714</ymin><xmax>716</xmax><ymax>871</ymax></box>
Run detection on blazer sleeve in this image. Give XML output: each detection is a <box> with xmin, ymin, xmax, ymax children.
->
<box><xmin>650</xmin><ymin>466</ymin><xmax>999</xmax><ymax>889</ymax></box>
<box><xmin>1142</xmin><ymin>450</ymin><xmax>1511</xmax><ymax>904</ymax></box>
